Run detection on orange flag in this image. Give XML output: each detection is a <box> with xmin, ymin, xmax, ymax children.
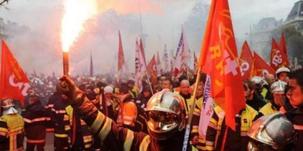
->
<box><xmin>198</xmin><ymin>0</ymin><xmax>245</xmax><ymax>130</ymax></box>
<box><xmin>254</xmin><ymin>51</ymin><xmax>275</xmax><ymax>77</ymax></box>
<box><xmin>147</xmin><ymin>55</ymin><xmax>158</xmax><ymax>85</ymax></box>
<box><xmin>0</xmin><ymin>40</ymin><xmax>30</xmax><ymax>105</ymax></box>
<box><xmin>270</xmin><ymin>38</ymin><xmax>288</xmax><ymax>70</ymax></box>
<box><xmin>239</xmin><ymin>41</ymin><xmax>254</xmax><ymax>80</ymax></box>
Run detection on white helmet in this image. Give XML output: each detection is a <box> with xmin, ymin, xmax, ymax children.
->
<box><xmin>1</xmin><ymin>99</ymin><xmax>18</xmax><ymax>115</ymax></box>
<box><xmin>275</xmin><ymin>67</ymin><xmax>290</xmax><ymax>76</ymax></box>
<box><xmin>270</xmin><ymin>80</ymin><xmax>287</xmax><ymax>94</ymax></box>
<box><xmin>251</xmin><ymin>76</ymin><xmax>268</xmax><ymax>87</ymax></box>
<box><xmin>104</xmin><ymin>86</ymin><xmax>113</xmax><ymax>94</ymax></box>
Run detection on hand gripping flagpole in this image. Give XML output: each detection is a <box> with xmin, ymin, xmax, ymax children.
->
<box><xmin>182</xmin><ymin>67</ymin><xmax>201</xmax><ymax>151</ymax></box>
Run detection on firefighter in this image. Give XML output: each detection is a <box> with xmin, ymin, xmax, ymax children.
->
<box><xmin>275</xmin><ymin>66</ymin><xmax>290</xmax><ymax>83</ymax></box>
<box><xmin>101</xmin><ymin>85</ymin><xmax>119</xmax><ymax>121</ymax></box>
<box><xmin>116</xmin><ymin>94</ymin><xmax>138</xmax><ymax>131</ymax></box>
<box><xmin>259</xmin><ymin>80</ymin><xmax>287</xmax><ymax>116</ymax></box>
<box><xmin>202</xmin><ymin>103</ymin><xmax>259</xmax><ymax>151</ymax></box>
<box><xmin>247</xmin><ymin>113</ymin><xmax>296</xmax><ymax>151</ymax></box>
<box><xmin>47</xmin><ymin>88</ymin><xmax>71</xmax><ymax>151</ymax></box>
<box><xmin>202</xmin><ymin>82</ymin><xmax>260</xmax><ymax>150</ymax></box>
<box><xmin>58</xmin><ymin>76</ymin><xmax>189</xmax><ymax>151</ymax></box>
<box><xmin>0</xmin><ymin>99</ymin><xmax>24</xmax><ymax>151</ymax></box>
<box><xmin>22</xmin><ymin>95</ymin><xmax>48</xmax><ymax>151</ymax></box>
<box><xmin>245</xmin><ymin>79</ymin><xmax>267</xmax><ymax>111</ymax></box>
<box><xmin>190</xmin><ymin>82</ymin><xmax>206</xmax><ymax>151</ymax></box>
<box><xmin>176</xmin><ymin>79</ymin><xmax>193</xmax><ymax>112</ymax></box>
<box><xmin>65</xmin><ymin>105</ymin><xmax>93</xmax><ymax>151</ymax></box>
<box><xmin>250</xmin><ymin>76</ymin><xmax>269</xmax><ymax>101</ymax></box>
<box><xmin>127</xmin><ymin>80</ymin><xmax>139</xmax><ymax>98</ymax></box>
<box><xmin>134</xmin><ymin>85</ymin><xmax>151</xmax><ymax>133</ymax></box>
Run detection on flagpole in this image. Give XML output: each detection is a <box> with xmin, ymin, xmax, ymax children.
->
<box><xmin>182</xmin><ymin>67</ymin><xmax>201</xmax><ymax>151</ymax></box>
<box><xmin>144</xmin><ymin>71</ymin><xmax>154</xmax><ymax>95</ymax></box>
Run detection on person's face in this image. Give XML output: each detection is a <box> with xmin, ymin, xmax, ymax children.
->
<box><xmin>244</xmin><ymin>84</ymin><xmax>254</xmax><ymax>101</ymax></box>
<box><xmin>105</xmin><ymin>93</ymin><xmax>113</xmax><ymax>99</ymax></box>
<box><xmin>143</xmin><ymin>91</ymin><xmax>151</xmax><ymax>98</ymax></box>
<box><xmin>161</xmin><ymin>80</ymin><xmax>171</xmax><ymax>90</ymax></box>
<box><xmin>278</xmin><ymin>72</ymin><xmax>289</xmax><ymax>82</ymax></box>
<box><xmin>287</xmin><ymin>79</ymin><xmax>303</xmax><ymax>108</ymax></box>
<box><xmin>180</xmin><ymin>84</ymin><xmax>190</xmax><ymax>95</ymax></box>
<box><xmin>196</xmin><ymin>84</ymin><xmax>204</xmax><ymax>98</ymax></box>
<box><xmin>272</xmin><ymin>92</ymin><xmax>284</xmax><ymax>107</ymax></box>
<box><xmin>29</xmin><ymin>97</ymin><xmax>38</xmax><ymax>105</ymax></box>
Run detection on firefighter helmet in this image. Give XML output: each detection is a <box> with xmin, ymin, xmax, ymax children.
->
<box><xmin>1</xmin><ymin>98</ymin><xmax>18</xmax><ymax>115</ymax></box>
<box><xmin>251</xmin><ymin>76</ymin><xmax>268</xmax><ymax>87</ymax></box>
<box><xmin>275</xmin><ymin>67</ymin><xmax>290</xmax><ymax>76</ymax></box>
<box><xmin>1</xmin><ymin>98</ymin><xmax>14</xmax><ymax>109</ymax></box>
<box><xmin>247</xmin><ymin>113</ymin><xmax>295</xmax><ymax>150</ymax></box>
<box><xmin>270</xmin><ymin>80</ymin><xmax>287</xmax><ymax>94</ymax></box>
<box><xmin>145</xmin><ymin>89</ymin><xmax>187</xmax><ymax>140</ymax></box>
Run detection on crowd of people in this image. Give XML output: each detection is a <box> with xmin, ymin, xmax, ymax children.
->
<box><xmin>0</xmin><ymin>66</ymin><xmax>302</xmax><ymax>151</ymax></box>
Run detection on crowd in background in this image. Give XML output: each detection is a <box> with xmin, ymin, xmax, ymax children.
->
<box><xmin>1</xmin><ymin>65</ymin><xmax>303</xmax><ymax>151</ymax></box>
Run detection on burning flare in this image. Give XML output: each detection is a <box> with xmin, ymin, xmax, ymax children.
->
<box><xmin>61</xmin><ymin>0</ymin><xmax>98</xmax><ymax>52</ymax></box>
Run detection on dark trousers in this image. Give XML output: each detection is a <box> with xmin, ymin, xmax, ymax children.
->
<box><xmin>26</xmin><ymin>142</ymin><xmax>45</xmax><ymax>151</ymax></box>
<box><xmin>54</xmin><ymin>137</ymin><xmax>70</xmax><ymax>151</ymax></box>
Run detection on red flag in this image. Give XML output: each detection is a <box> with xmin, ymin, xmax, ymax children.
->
<box><xmin>270</xmin><ymin>38</ymin><xmax>288</xmax><ymax>70</ymax></box>
<box><xmin>135</xmin><ymin>39</ymin><xmax>147</xmax><ymax>91</ymax></box>
<box><xmin>0</xmin><ymin>40</ymin><xmax>30</xmax><ymax>105</ymax></box>
<box><xmin>118</xmin><ymin>31</ymin><xmax>125</xmax><ymax>72</ymax></box>
<box><xmin>280</xmin><ymin>33</ymin><xmax>289</xmax><ymax>65</ymax></box>
<box><xmin>147</xmin><ymin>55</ymin><xmax>158</xmax><ymax>85</ymax></box>
<box><xmin>139</xmin><ymin>38</ymin><xmax>147</xmax><ymax>65</ymax></box>
<box><xmin>254</xmin><ymin>51</ymin><xmax>275</xmax><ymax>77</ymax></box>
<box><xmin>239</xmin><ymin>41</ymin><xmax>254</xmax><ymax>80</ymax></box>
<box><xmin>198</xmin><ymin>0</ymin><xmax>245</xmax><ymax>130</ymax></box>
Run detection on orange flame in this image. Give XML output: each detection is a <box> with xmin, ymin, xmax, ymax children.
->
<box><xmin>61</xmin><ymin>0</ymin><xmax>98</xmax><ymax>52</ymax></box>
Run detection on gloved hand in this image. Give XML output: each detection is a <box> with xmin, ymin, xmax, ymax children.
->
<box><xmin>58</xmin><ymin>76</ymin><xmax>84</xmax><ymax>104</ymax></box>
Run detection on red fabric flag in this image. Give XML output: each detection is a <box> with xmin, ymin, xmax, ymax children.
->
<box><xmin>0</xmin><ymin>40</ymin><xmax>30</xmax><ymax>105</ymax></box>
<box><xmin>147</xmin><ymin>55</ymin><xmax>158</xmax><ymax>85</ymax></box>
<box><xmin>139</xmin><ymin>38</ymin><xmax>147</xmax><ymax>65</ymax></box>
<box><xmin>280</xmin><ymin>33</ymin><xmax>289</xmax><ymax>66</ymax></box>
<box><xmin>118</xmin><ymin>31</ymin><xmax>125</xmax><ymax>72</ymax></box>
<box><xmin>253</xmin><ymin>51</ymin><xmax>275</xmax><ymax>77</ymax></box>
<box><xmin>239</xmin><ymin>41</ymin><xmax>254</xmax><ymax>80</ymax></box>
<box><xmin>198</xmin><ymin>0</ymin><xmax>245</xmax><ymax>130</ymax></box>
<box><xmin>135</xmin><ymin>39</ymin><xmax>147</xmax><ymax>91</ymax></box>
<box><xmin>270</xmin><ymin>38</ymin><xmax>288</xmax><ymax>70</ymax></box>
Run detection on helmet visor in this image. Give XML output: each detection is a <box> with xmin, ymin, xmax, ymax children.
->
<box><xmin>147</xmin><ymin>111</ymin><xmax>179</xmax><ymax>132</ymax></box>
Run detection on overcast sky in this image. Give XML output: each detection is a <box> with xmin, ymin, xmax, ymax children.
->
<box><xmin>0</xmin><ymin>0</ymin><xmax>299</xmax><ymax>75</ymax></box>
